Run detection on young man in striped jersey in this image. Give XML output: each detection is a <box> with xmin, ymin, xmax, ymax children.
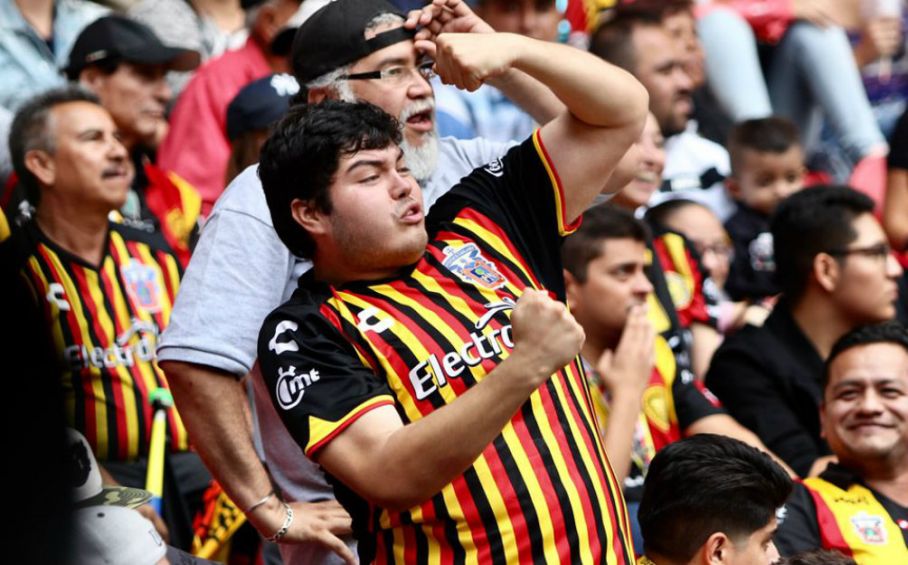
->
<box><xmin>775</xmin><ymin>322</ymin><xmax>908</xmax><ymax>562</ymax></box>
<box><xmin>1</xmin><ymin>87</ymin><xmax>204</xmax><ymax>549</ymax></box>
<box><xmin>256</xmin><ymin>25</ymin><xmax>648</xmax><ymax>565</ymax></box>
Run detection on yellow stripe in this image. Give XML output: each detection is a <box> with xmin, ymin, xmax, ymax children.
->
<box><xmin>529</xmin><ymin>384</ymin><xmax>594</xmax><ymax>565</ymax></box>
<box><xmin>662</xmin><ymin>234</ymin><xmax>695</xmax><ymax>300</ymax></box>
<box><xmin>44</xmin><ymin>246</ymin><xmax>111</xmax><ymax>459</ymax></box>
<box><xmin>470</xmin><ymin>453</ymin><xmax>519</xmax><ymax>563</ymax></box>
<box><xmin>306</xmin><ymin>395</ymin><xmax>395</xmax><ymax>454</ymax></box>
<box><xmin>499</xmin><ymin>419</ymin><xmax>560</xmax><ymax>565</ymax></box>
<box><xmin>530</xmin><ymin>130</ymin><xmax>574</xmax><ymax>236</ymax></box>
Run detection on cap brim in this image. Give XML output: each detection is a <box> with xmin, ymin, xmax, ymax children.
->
<box><xmin>120</xmin><ymin>44</ymin><xmax>201</xmax><ymax>72</ymax></box>
<box><xmin>77</xmin><ymin>485</ymin><xmax>153</xmax><ymax>509</ymax></box>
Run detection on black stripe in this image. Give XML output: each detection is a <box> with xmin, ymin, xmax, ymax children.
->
<box><xmin>432</xmin><ymin>493</ymin><xmax>467</xmax><ymax>565</ymax></box>
<box><xmin>458</xmin><ymin>465</ymin><xmax>507</xmax><ymax>564</ymax></box>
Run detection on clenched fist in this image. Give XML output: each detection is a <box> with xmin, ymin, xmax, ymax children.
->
<box><xmin>509</xmin><ymin>289</ymin><xmax>585</xmax><ymax>386</ymax></box>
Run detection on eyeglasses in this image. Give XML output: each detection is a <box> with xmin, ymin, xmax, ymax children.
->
<box><xmin>691</xmin><ymin>240</ymin><xmax>734</xmax><ymax>261</ymax></box>
<box><xmin>826</xmin><ymin>242</ymin><xmax>892</xmax><ymax>261</ymax></box>
<box><xmin>339</xmin><ymin>61</ymin><xmax>436</xmax><ymax>85</ymax></box>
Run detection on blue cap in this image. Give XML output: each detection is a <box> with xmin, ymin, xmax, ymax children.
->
<box><xmin>226</xmin><ymin>74</ymin><xmax>300</xmax><ymax>140</ymax></box>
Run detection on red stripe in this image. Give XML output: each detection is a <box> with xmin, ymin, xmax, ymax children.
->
<box><xmin>321</xmin><ymin>299</ymin><xmax>381</xmax><ymax>373</ymax></box>
<box><xmin>305</xmin><ymin>398</ymin><xmax>395</xmax><ymax>457</ymax></box>
<box><xmin>402</xmin><ymin>519</ymin><xmax>419</xmax><ymax>565</ymax></box>
<box><xmin>807</xmin><ymin>485</ymin><xmax>856</xmax><ymax>556</ymax></box>
<box><xmin>534</xmin><ymin>130</ymin><xmax>581</xmax><ymax>233</ymax></box>
<box><xmin>509</xmin><ymin>407</ymin><xmax>570</xmax><ymax>559</ymax></box>
<box><xmin>481</xmin><ymin>442</ymin><xmax>535</xmax><ymax>563</ymax></box>
<box><xmin>37</xmin><ymin>245</ymin><xmax>99</xmax><ymax>449</ymax></box>
<box><xmin>73</xmin><ymin>263</ymin><xmax>131</xmax><ymax>461</ymax></box>
<box><xmin>448</xmin><ymin>472</ymin><xmax>491</xmax><ymax>564</ymax></box>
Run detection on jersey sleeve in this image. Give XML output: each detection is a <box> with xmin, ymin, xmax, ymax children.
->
<box><xmin>433</xmin><ymin>130</ymin><xmax>578</xmax><ymax>294</ymax></box>
<box><xmin>775</xmin><ymin>482</ymin><xmax>823</xmax><ymax>557</ymax></box>
<box><xmin>257</xmin><ymin>304</ymin><xmax>395</xmax><ymax>457</ymax></box>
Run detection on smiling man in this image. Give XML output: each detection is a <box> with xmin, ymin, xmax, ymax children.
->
<box><xmin>775</xmin><ymin>321</ymin><xmax>908</xmax><ymax>563</ymax></box>
<box><xmin>255</xmin><ymin>20</ymin><xmax>647</xmax><ymax>563</ymax></box>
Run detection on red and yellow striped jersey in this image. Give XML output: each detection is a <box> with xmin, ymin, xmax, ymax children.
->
<box><xmin>260</xmin><ymin>133</ymin><xmax>634</xmax><ymax>564</ymax></box>
<box><xmin>4</xmin><ymin>221</ymin><xmax>189</xmax><ymax>461</ymax></box>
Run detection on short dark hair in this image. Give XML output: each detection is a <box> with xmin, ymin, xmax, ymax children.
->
<box><xmin>639</xmin><ymin>434</ymin><xmax>792</xmax><ymax>562</ymax></box>
<box><xmin>824</xmin><ymin>321</ymin><xmax>908</xmax><ymax>389</ymax></box>
<box><xmin>258</xmin><ymin>100</ymin><xmax>402</xmax><ymax>259</ymax></box>
<box><xmin>728</xmin><ymin>117</ymin><xmax>801</xmax><ymax>176</ymax></box>
<box><xmin>562</xmin><ymin>204</ymin><xmax>650</xmax><ymax>283</ymax></box>
<box><xmin>784</xmin><ymin>549</ymin><xmax>857</xmax><ymax>565</ymax></box>
<box><xmin>644</xmin><ymin>198</ymin><xmax>707</xmax><ymax>230</ymax></box>
<box><xmin>589</xmin><ymin>10</ymin><xmax>663</xmax><ymax>73</ymax></box>
<box><xmin>9</xmin><ymin>87</ymin><xmax>101</xmax><ymax>205</ymax></box>
<box><xmin>771</xmin><ymin>186</ymin><xmax>875</xmax><ymax>301</ymax></box>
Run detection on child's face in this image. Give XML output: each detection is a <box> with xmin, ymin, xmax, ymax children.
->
<box><xmin>730</xmin><ymin>146</ymin><xmax>805</xmax><ymax>216</ymax></box>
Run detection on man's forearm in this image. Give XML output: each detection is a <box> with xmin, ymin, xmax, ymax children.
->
<box><xmin>160</xmin><ymin>361</ymin><xmax>274</xmax><ymax>518</ymax></box>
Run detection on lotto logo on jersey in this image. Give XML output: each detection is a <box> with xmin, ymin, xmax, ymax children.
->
<box><xmin>442</xmin><ymin>243</ymin><xmax>505</xmax><ymax>290</ymax></box>
<box><xmin>850</xmin><ymin>512</ymin><xmax>887</xmax><ymax>544</ymax></box>
<box><xmin>121</xmin><ymin>260</ymin><xmax>162</xmax><ymax>313</ymax></box>
<box><xmin>275</xmin><ymin>366</ymin><xmax>320</xmax><ymax>410</ymax></box>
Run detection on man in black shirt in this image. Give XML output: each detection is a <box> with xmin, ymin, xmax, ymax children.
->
<box><xmin>705</xmin><ymin>187</ymin><xmax>902</xmax><ymax>477</ymax></box>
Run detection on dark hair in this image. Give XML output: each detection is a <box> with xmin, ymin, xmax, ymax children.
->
<box><xmin>824</xmin><ymin>321</ymin><xmax>908</xmax><ymax>389</ymax></box>
<box><xmin>644</xmin><ymin>198</ymin><xmax>707</xmax><ymax>230</ymax></box>
<box><xmin>784</xmin><ymin>549</ymin><xmax>857</xmax><ymax>565</ymax></box>
<box><xmin>728</xmin><ymin>117</ymin><xmax>801</xmax><ymax>176</ymax></box>
<box><xmin>771</xmin><ymin>186</ymin><xmax>875</xmax><ymax>301</ymax></box>
<box><xmin>258</xmin><ymin>100</ymin><xmax>402</xmax><ymax>259</ymax></box>
<box><xmin>589</xmin><ymin>10</ymin><xmax>663</xmax><ymax>73</ymax></box>
<box><xmin>562</xmin><ymin>204</ymin><xmax>650</xmax><ymax>282</ymax></box>
<box><xmin>639</xmin><ymin>435</ymin><xmax>792</xmax><ymax>562</ymax></box>
<box><xmin>64</xmin><ymin>56</ymin><xmax>121</xmax><ymax>82</ymax></box>
<box><xmin>9</xmin><ymin>86</ymin><xmax>101</xmax><ymax>205</ymax></box>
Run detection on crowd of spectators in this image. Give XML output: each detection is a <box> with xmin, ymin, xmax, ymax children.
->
<box><xmin>2</xmin><ymin>0</ymin><xmax>907</xmax><ymax>564</ymax></box>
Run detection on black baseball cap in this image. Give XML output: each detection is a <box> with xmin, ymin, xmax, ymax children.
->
<box><xmin>65</xmin><ymin>15</ymin><xmax>201</xmax><ymax>78</ymax></box>
<box><xmin>291</xmin><ymin>0</ymin><xmax>415</xmax><ymax>84</ymax></box>
<box><xmin>226</xmin><ymin>74</ymin><xmax>299</xmax><ymax>139</ymax></box>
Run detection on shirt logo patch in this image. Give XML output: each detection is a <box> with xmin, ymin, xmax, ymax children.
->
<box><xmin>275</xmin><ymin>366</ymin><xmax>320</xmax><ymax>411</ymax></box>
<box><xmin>442</xmin><ymin>243</ymin><xmax>505</xmax><ymax>290</ymax></box>
<box><xmin>484</xmin><ymin>158</ymin><xmax>504</xmax><ymax>177</ymax></box>
<box><xmin>121</xmin><ymin>260</ymin><xmax>162</xmax><ymax>313</ymax></box>
<box><xmin>850</xmin><ymin>512</ymin><xmax>887</xmax><ymax>545</ymax></box>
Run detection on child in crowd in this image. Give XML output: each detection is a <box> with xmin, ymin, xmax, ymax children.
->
<box><xmin>724</xmin><ymin>117</ymin><xmax>806</xmax><ymax>305</ymax></box>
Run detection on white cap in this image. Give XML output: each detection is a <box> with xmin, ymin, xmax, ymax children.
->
<box><xmin>71</xmin><ymin>506</ymin><xmax>167</xmax><ymax>565</ymax></box>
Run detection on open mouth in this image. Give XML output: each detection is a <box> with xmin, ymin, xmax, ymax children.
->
<box><xmin>399</xmin><ymin>201</ymin><xmax>424</xmax><ymax>224</ymax></box>
<box><xmin>635</xmin><ymin>171</ymin><xmax>660</xmax><ymax>184</ymax></box>
<box><xmin>406</xmin><ymin>110</ymin><xmax>433</xmax><ymax>133</ymax></box>
<box><xmin>102</xmin><ymin>167</ymin><xmax>129</xmax><ymax>180</ymax></box>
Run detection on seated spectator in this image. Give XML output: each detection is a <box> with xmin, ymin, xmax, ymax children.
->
<box><xmin>63</xmin><ymin>15</ymin><xmax>203</xmax><ymax>266</ymax></box>
<box><xmin>696</xmin><ymin>1</ymin><xmax>888</xmax><ymax>207</ymax></box>
<box><xmin>706</xmin><ymin>187</ymin><xmax>903</xmax><ymax>477</ymax></box>
<box><xmin>775</xmin><ymin>321</ymin><xmax>908</xmax><ymax>562</ymax></box>
<box><xmin>607</xmin><ymin>113</ymin><xmax>722</xmax><ymax>379</ymax></box>
<box><xmin>591</xmin><ymin>6</ymin><xmax>735</xmax><ymax>220</ymax></box>
<box><xmin>3</xmin><ymin>87</ymin><xmax>209</xmax><ymax>550</ymax></box>
<box><xmin>645</xmin><ymin>199</ymin><xmax>751</xmax><ymax>332</ymax></box>
<box><xmin>637</xmin><ymin>434</ymin><xmax>792</xmax><ymax>565</ymax></box>
<box><xmin>434</xmin><ymin>0</ymin><xmax>564</xmax><ymax>142</ymax></box>
<box><xmin>0</xmin><ymin>0</ymin><xmax>107</xmax><ymax>111</ymax></box>
<box><xmin>157</xmin><ymin>0</ymin><xmax>306</xmax><ymax>215</ymax></box>
<box><xmin>724</xmin><ymin>117</ymin><xmax>805</xmax><ymax>305</ymax></box>
<box><xmin>563</xmin><ymin>204</ymin><xmax>789</xmax><ymax>551</ymax></box>
<box><xmin>224</xmin><ymin>73</ymin><xmax>297</xmax><ymax>185</ymax></box>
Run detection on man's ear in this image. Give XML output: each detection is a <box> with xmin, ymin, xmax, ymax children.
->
<box><xmin>290</xmin><ymin>198</ymin><xmax>328</xmax><ymax>236</ymax></box>
<box><xmin>564</xmin><ymin>269</ymin><xmax>581</xmax><ymax>310</ymax></box>
<box><xmin>307</xmin><ymin>87</ymin><xmax>330</xmax><ymax>104</ymax></box>
<box><xmin>78</xmin><ymin>66</ymin><xmax>105</xmax><ymax>93</ymax></box>
<box><xmin>703</xmin><ymin>531</ymin><xmax>733</xmax><ymax>564</ymax></box>
<box><xmin>813</xmin><ymin>252</ymin><xmax>841</xmax><ymax>293</ymax></box>
<box><xmin>24</xmin><ymin>149</ymin><xmax>56</xmax><ymax>187</ymax></box>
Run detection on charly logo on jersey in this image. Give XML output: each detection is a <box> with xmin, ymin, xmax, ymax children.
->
<box><xmin>409</xmin><ymin>298</ymin><xmax>515</xmax><ymax>400</ymax></box>
<box><xmin>121</xmin><ymin>260</ymin><xmax>162</xmax><ymax>313</ymax></box>
<box><xmin>850</xmin><ymin>512</ymin><xmax>887</xmax><ymax>544</ymax></box>
<box><xmin>442</xmin><ymin>243</ymin><xmax>505</xmax><ymax>290</ymax></box>
<box><xmin>483</xmin><ymin>158</ymin><xmax>504</xmax><ymax>177</ymax></box>
<box><xmin>275</xmin><ymin>366</ymin><xmax>320</xmax><ymax>410</ymax></box>
<box><xmin>46</xmin><ymin>282</ymin><xmax>71</xmax><ymax>312</ymax></box>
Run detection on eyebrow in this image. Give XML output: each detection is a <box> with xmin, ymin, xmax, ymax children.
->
<box><xmin>76</xmin><ymin>128</ymin><xmax>104</xmax><ymax>140</ymax></box>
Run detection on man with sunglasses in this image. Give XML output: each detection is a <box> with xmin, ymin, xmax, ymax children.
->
<box><xmin>157</xmin><ymin>0</ymin><xmax>565</xmax><ymax>563</ymax></box>
<box><xmin>705</xmin><ymin>186</ymin><xmax>903</xmax><ymax>478</ymax></box>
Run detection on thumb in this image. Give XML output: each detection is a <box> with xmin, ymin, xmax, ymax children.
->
<box><xmin>596</xmin><ymin>349</ymin><xmax>613</xmax><ymax>375</ymax></box>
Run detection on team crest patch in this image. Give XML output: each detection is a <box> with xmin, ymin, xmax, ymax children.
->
<box><xmin>442</xmin><ymin>243</ymin><xmax>505</xmax><ymax>290</ymax></box>
<box><xmin>642</xmin><ymin>386</ymin><xmax>671</xmax><ymax>432</ymax></box>
<box><xmin>121</xmin><ymin>259</ymin><xmax>162</xmax><ymax>313</ymax></box>
<box><xmin>664</xmin><ymin>271</ymin><xmax>693</xmax><ymax>310</ymax></box>
<box><xmin>850</xmin><ymin>512</ymin><xmax>887</xmax><ymax>544</ymax></box>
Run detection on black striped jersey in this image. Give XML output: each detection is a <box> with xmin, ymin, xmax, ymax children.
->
<box><xmin>2</xmin><ymin>221</ymin><xmax>189</xmax><ymax>461</ymax></box>
<box><xmin>259</xmin><ymin>133</ymin><xmax>635</xmax><ymax>565</ymax></box>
